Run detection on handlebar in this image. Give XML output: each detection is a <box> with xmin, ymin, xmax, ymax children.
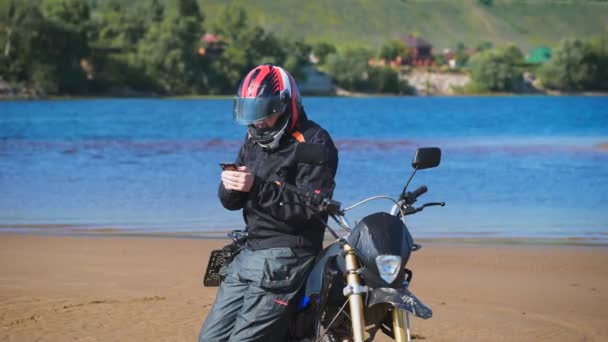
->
<box><xmin>279</xmin><ymin>179</ymin><xmax>444</xmax><ymax>222</ymax></box>
<box><xmin>411</xmin><ymin>185</ymin><xmax>428</xmax><ymax>199</ymax></box>
<box><xmin>401</xmin><ymin>185</ymin><xmax>428</xmax><ymax>205</ymax></box>
<box><xmin>279</xmin><ymin>182</ymin><xmax>342</xmax><ymax>215</ymax></box>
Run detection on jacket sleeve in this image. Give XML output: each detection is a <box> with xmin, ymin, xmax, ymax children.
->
<box><xmin>254</xmin><ymin>130</ymin><xmax>339</xmax><ymax>222</ymax></box>
<box><xmin>218</xmin><ymin>144</ymin><xmax>248</xmax><ymax>211</ymax></box>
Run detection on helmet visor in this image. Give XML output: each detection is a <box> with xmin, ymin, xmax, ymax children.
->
<box><xmin>233</xmin><ymin>96</ymin><xmax>288</xmax><ymax>125</ymax></box>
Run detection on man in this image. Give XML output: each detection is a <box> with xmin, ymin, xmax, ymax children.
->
<box><xmin>199</xmin><ymin>64</ymin><xmax>339</xmax><ymax>341</ymax></box>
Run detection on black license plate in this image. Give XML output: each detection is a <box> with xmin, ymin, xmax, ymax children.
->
<box><xmin>203</xmin><ymin>249</ymin><xmax>230</xmax><ymax>287</ymax></box>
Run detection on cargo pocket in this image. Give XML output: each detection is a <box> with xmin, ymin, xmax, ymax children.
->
<box><xmin>260</xmin><ymin>249</ymin><xmax>314</xmax><ymax>292</ymax></box>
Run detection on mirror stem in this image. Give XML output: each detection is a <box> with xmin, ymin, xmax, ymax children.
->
<box><xmin>400</xmin><ymin>166</ymin><xmax>419</xmax><ymax>200</ymax></box>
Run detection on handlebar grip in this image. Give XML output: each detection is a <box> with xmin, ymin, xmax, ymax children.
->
<box><xmin>411</xmin><ymin>185</ymin><xmax>428</xmax><ymax>199</ymax></box>
<box><xmin>282</xmin><ymin>183</ymin><xmax>322</xmax><ymax>205</ymax></box>
<box><xmin>280</xmin><ymin>182</ymin><xmax>341</xmax><ymax>213</ymax></box>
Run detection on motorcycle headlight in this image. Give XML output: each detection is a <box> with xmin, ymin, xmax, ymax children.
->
<box><xmin>375</xmin><ymin>255</ymin><xmax>402</xmax><ymax>284</ymax></box>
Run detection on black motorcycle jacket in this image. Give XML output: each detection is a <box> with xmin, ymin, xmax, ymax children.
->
<box><xmin>218</xmin><ymin>111</ymin><xmax>338</xmax><ymax>254</ymax></box>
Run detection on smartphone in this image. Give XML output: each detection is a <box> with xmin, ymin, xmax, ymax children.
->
<box><xmin>219</xmin><ymin>162</ymin><xmax>238</xmax><ymax>171</ymax></box>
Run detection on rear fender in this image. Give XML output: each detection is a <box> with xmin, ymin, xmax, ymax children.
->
<box><xmin>304</xmin><ymin>242</ymin><xmax>342</xmax><ymax>298</ymax></box>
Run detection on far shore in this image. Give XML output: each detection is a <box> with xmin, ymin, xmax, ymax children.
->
<box><xmin>2</xmin><ymin>90</ymin><xmax>608</xmax><ymax>101</ymax></box>
<box><xmin>0</xmin><ymin>233</ymin><xmax>606</xmax><ymax>341</ymax></box>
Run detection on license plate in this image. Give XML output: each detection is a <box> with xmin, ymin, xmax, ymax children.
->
<box><xmin>203</xmin><ymin>249</ymin><xmax>230</xmax><ymax>287</ymax></box>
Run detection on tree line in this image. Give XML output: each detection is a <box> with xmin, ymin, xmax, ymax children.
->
<box><xmin>0</xmin><ymin>0</ymin><xmax>412</xmax><ymax>96</ymax></box>
<box><xmin>1</xmin><ymin>0</ymin><xmax>606</xmax><ymax>97</ymax></box>
<box><xmin>0</xmin><ymin>0</ymin><xmax>310</xmax><ymax>95</ymax></box>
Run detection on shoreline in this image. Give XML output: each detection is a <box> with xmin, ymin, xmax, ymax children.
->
<box><xmin>2</xmin><ymin>91</ymin><xmax>608</xmax><ymax>101</ymax></box>
<box><xmin>1</xmin><ymin>230</ymin><xmax>607</xmax><ymax>247</ymax></box>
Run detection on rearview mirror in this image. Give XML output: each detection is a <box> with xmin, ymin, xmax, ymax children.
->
<box><xmin>294</xmin><ymin>143</ymin><xmax>329</xmax><ymax>165</ymax></box>
<box><xmin>412</xmin><ymin>147</ymin><xmax>441</xmax><ymax>170</ymax></box>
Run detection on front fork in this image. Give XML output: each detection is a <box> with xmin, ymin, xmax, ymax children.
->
<box><xmin>392</xmin><ymin>308</ymin><xmax>411</xmax><ymax>342</ymax></box>
<box><xmin>343</xmin><ymin>244</ymin><xmax>366</xmax><ymax>342</ymax></box>
<box><xmin>343</xmin><ymin>243</ymin><xmax>413</xmax><ymax>342</ymax></box>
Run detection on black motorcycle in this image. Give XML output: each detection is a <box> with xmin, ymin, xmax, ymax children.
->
<box><xmin>205</xmin><ymin>145</ymin><xmax>443</xmax><ymax>342</ymax></box>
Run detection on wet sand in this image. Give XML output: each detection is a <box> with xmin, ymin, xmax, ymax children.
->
<box><xmin>0</xmin><ymin>234</ymin><xmax>607</xmax><ymax>341</ymax></box>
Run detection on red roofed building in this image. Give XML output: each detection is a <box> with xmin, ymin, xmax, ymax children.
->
<box><xmin>198</xmin><ymin>33</ymin><xmax>226</xmax><ymax>56</ymax></box>
<box><xmin>402</xmin><ymin>35</ymin><xmax>434</xmax><ymax>67</ymax></box>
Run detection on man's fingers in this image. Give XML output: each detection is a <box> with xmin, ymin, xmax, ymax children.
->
<box><xmin>221</xmin><ymin>169</ymin><xmax>252</xmax><ymax>192</ymax></box>
<box><xmin>223</xmin><ymin>171</ymin><xmax>250</xmax><ymax>182</ymax></box>
<box><xmin>221</xmin><ymin>171</ymin><xmax>239</xmax><ymax>183</ymax></box>
<box><xmin>223</xmin><ymin>182</ymin><xmax>241</xmax><ymax>191</ymax></box>
<box><xmin>223</xmin><ymin>177</ymin><xmax>243</xmax><ymax>187</ymax></box>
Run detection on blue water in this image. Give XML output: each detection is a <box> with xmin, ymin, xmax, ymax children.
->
<box><xmin>1</xmin><ymin>96</ymin><xmax>607</xmax><ymax>239</ymax></box>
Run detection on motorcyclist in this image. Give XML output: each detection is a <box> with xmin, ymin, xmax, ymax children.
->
<box><xmin>199</xmin><ymin>63</ymin><xmax>339</xmax><ymax>341</ymax></box>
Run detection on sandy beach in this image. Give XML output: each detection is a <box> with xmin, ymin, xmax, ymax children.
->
<box><xmin>0</xmin><ymin>234</ymin><xmax>607</xmax><ymax>341</ymax></box>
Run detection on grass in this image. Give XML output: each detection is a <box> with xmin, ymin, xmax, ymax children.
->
<box><xmin>197</xmin><ymin>0</ymin><xmax>608</xmax><ymax>52</ymax></box>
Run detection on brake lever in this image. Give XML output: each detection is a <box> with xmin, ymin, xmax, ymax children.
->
<box><xmin>421</xmin><ymin>202</ymin><xmax>445</xmax><ymax>208</ymax></box>
<box><xmin>403</xmin><ymin>206</ymin><xmax>419</xmax><ymax>215</ymax></box>
<box><xmin>403</xmin><ymin>202</ymin><xmax>445</xmax><ymax>216</ymax></box>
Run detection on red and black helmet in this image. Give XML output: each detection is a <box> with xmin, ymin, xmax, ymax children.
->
<box><xmin>233</xmin><ymin>64</ymin><xmax>302</xmax><ymax>148</ymax></box>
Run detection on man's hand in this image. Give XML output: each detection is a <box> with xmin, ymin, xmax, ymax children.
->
<box><xmin>221</xmin><ymin>166</ymin><xmax>254</xmax><ymax>192</ymax></box>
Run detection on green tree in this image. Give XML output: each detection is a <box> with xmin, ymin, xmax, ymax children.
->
<box><xmin>502</xmin><ymin>44</ymin><xmax>524</xmax><ymax>64</ymax></box>
<box><xmin>326</xmin><ymin>48</ymin><xmax>372</xmax><ymax>91</ymax></box>
<box><xmin>469</xmin><ymin>46</ymin><xmax>524</xmax><ymax>92</ymax></box>
<box><xmin>475</xmin><ymin>41</ymin><xmax>493</xmax><ymax>53</ymax></box>
<box><xmin>39</xmin><ymin>0</ymin><xmax>91</xmax><ymax>92</ymax></box>
<box><xmin>1</xmin><ymin>0</ymin><xmax>90</xmax><ymax>93</ymax></box>
<box><xmin>0</xmin><ymin>0</ymin><xmax>17</xmax><ymax>62</ymax></box>
<box><xmin>539</xmin><ymin>39</ymin><xmax>600</xmax><ymax>91</ymax></box>
<box><xmin>311</xmin><ymin>42</ymin><xmax>336</xmax><ymax>65</ymax></box>
<box><xmin>165</xmin><ymin>0</ymin><xmax>201</xmax><ymax>23</ymax></box>
<box><xmin>367</xmin><ymin>66</ymin><xmax>413</xmax><ymax>94</ymax></box>
<box><xmin>94</xmin><ymin>0</ymin><xmax>164</xmax><ymax>51</ymax></box>
<box><xmin>378</xmin><ymin>40</ymin><xmax>409</xmax><ymax>62</ymax></box>
<box><xmin>282</xmin><ymin>40</ymin><xmax>310</xmax><ymax>82</ymax></box>
<box><xmin>326</xmin><ymin>47</ymin><xmax>412</xmax><ymax>94</ymax></box>
<box><xmin>589</xmin><ymin>34</ymin><xmax>608</xmax><ymax>90</ymax></box>
<box><xmin>204</xmin><ymin>5</ymin><xmax>307</xmax><ymax>94</ymax></box>
<box><xmin>455</xmin><ymin>41</ymin><xmax>470</xmax><ymax>66</ymax></box>
<box><xmin>41</xmin><ymin>0</ymin><xmax>89</xmax><ymax>33</ymax></box>
<box><xmin>135</xmin><ymin>0</ymin><xmax>204</xmax><ymax>93</ymax></box>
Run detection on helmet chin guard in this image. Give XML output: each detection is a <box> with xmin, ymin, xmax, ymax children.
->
<box><xmin>247</xmin><ymin>113</ymin><xmax>290</xmax><ymax>150</ymax></box>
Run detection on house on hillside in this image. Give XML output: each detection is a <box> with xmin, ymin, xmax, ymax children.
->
<box><xmin>526</xmin><ymin>46</ymin><xmax>552</xmax><ymax>65</ymax></box>
<box><xmin>442</xmin><ymin>49</ymin><xmax>457</xmax><ymax>68</ymax></box>
<box><xmin>298</xmin><ymin>66</ymin><xmax>335</xmax><ymax>95</ymax></box>
<box><xmin>402</xmin><ymin>35</ymin><xmax>433</xmax><ymax>67</ymax></box>
<box><xmin>198</xmin><ymin>33</ymin><xmax>226</xmax><ymax>56</ymax></box>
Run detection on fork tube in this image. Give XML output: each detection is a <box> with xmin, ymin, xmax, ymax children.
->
<box><xmin>392</xmin><ymin>308</ymin><xmax>408</xmax><ymax>342</ymax></box>
<box><xmin>406</xmin><ymin>311</ymin><xmax>412</xmax><ymax>342</ymax></box>
<box><xmin>343</xmin><ymin>244</ymin><xmax>366</xmax><ymax>342</ymax></box>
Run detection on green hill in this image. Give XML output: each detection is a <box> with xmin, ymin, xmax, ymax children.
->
<box><xmin>198</xmin><ymin>0</ymin><xmax>608</xmax><ymax>51</ymax></box>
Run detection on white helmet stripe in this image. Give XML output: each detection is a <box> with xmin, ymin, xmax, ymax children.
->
<box><xmin>277</xmin><ymin>67</ymin><xmax>292</xmax><ymax>96</ymax></box>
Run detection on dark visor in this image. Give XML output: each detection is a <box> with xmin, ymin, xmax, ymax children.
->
<box><xmin>233</xmin><ymin>96</ymin><xmax>288</xmax><ymax>125</ymax></box>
